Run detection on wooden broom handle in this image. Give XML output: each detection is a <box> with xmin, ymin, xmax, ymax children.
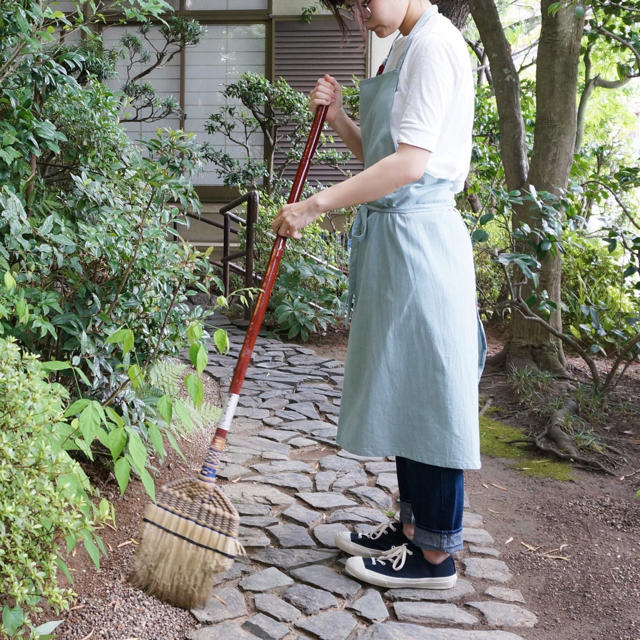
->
<box><xmin>202</xmin><ymin>105</ymin><xmax>329</xmax><ymax>470</ymax></box>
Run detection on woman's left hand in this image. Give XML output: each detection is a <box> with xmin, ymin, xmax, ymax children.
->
<box><xmin>271</xmin><ymin>197</ymin><xmax>322</xmax><ymax>239</ymax></box>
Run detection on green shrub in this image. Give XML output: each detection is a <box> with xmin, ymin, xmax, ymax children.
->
<box><xmin>0</xmin><ymin>338</ymin><xmax>111</xmax><ymax>639</ymax></box>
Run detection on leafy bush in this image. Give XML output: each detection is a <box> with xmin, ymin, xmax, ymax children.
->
<box><xmin>0</xmin><ymin>338</ymin><xmax>111</xmax><ymax>639</ymax></box>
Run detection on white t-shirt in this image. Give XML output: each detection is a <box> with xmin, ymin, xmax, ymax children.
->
<box><xmin>383</xmin><ymin>7</ymin><xmax>474</xmax><ymax>193</ymax></box>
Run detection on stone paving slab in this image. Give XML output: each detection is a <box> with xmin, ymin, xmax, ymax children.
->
<box><xmin>183</xmin><ymin>316</ymin><xmax>535</xmax><ymax>640</ymax></box>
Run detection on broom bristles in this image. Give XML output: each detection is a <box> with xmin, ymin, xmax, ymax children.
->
<box><xmin>130</xmin><ymin>478</ymin><xmax>240</xmax><ymax>610</ymax></box>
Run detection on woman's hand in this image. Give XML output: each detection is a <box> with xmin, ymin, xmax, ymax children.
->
<box><xmin>309</xmin><ymin>74</ymin><xmax>344</xmax><ymax>126</ymax></box>
<box><xmin>272</xmin><ymin>196</ymin><xmax>322</xmax><ymax>239</ymax></box>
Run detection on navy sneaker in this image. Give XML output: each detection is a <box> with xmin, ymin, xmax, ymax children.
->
<box><xmin>345</xmin><ymin>543</ymin><xmax>457</xmax><ymax>589</ymax></box>
<box><xmin>334</xmin><ymin>521</ymin><xmax>410</xmax><ymax>557</ymax></box>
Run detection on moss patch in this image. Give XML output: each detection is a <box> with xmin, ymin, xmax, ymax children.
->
<box><xmin>480</xmin><ymin>416</ymin><xmax>573</xmax><ymax>482</ymax></box>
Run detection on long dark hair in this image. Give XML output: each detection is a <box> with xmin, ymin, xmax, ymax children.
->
<box><xmin>318</xmin><ymin>1</ymin><xmax>367</xmax><ymax>33</ymax></box>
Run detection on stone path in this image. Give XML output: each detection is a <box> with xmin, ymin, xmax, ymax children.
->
<box><xmin>184</xmin><ymin>315</ymin><xmax>537</xmax><ymax>640</ymax></box>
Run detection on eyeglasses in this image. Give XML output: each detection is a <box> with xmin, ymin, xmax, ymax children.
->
<box><xmin>338</xmin><ymin>0</ymin><xmax>373</xmax><ymax>20</ymax></box>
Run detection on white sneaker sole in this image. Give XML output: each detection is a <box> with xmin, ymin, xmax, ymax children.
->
<box><xmin>344</xmin><ymin>556</ymin><xmax>458</xmax><ymax>589</ymax></box>
<box><xmin>334</xmin><ymin>531</ymin><xmax>388</xmax><ymax>557</ymax></box>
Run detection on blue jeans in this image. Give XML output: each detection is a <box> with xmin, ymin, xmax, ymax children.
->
<box><xmin>396</xmin><ymin>457</ymin><xmax>464</xmax><ymax>553</ymax></box>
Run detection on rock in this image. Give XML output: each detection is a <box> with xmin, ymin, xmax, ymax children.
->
<box><xmin>237</xmin><ymin>502</ymin><xmax>272</xmax><ymax>516</ymax></box>
<box><xmin>462</xmin><ymin>511</ymin><xmax>484</xmax><ymax>528</ymax></box>
<box><xmin>225</xmin><ymin>483</ymin><xmax>294</xmax><ymax>506</ymax></box>
<box><xmin>313</xmin><ymin>523</ymin><xmax>348</xmax><ymax>547</ymax></box>
<box><xmin>469</xmin><ymin>545</ymin><xmax>500</xmax><ymax>557</ymax></box>
<box><xmin>393</xmin><ymin>602</ymin><xmax>478</xmax><ymax>625</ymax></box>
<box><xmin>283</xmin><ymin>503</ymin><xmax>322</xmax><ymax>526</ymax></box>
<box><xmin>364</xmin><ymin>461</ymin><xmax>397</xmax><ymax>474</ymax></box>
<box><xmin>289</xmin><ymin>436</ymin><xmax>317</xmax><ymax>448</ymax></box>
<box><xmin>283</xmin><ymin>584</ymin><xmax>338</xmax><ymax>615</ymax></box>
<box><xmin>356</xmin><ymin>624</ymin><xmax>527</xmax><ymax>639</ymax></box>
<box><xmin>467</xmin><ymin>601</ymin><xmax>538</xmax><ymax>627</ymax></box>
<box><xmin>261</xmin><ymin>397</ymin><xmax>289</xmax><ymax>410</ymax></box>
<box><xmin>190</xmin><ymin>586</ymin><xmax>248</xmax><ymax>623</ymax></box>
<box><xmin>296</xmin><ymin>492</ymin><xmax>358</xmax><ymax>509</ymax></box>
<box><xmin>275</xmin><ymin>409</ymin><xmax>307</xmax><ymax>421</ymax></box>
<box><xmin>348</xmin><ymin>486</ymin><xmax>393</xmax><ymax>510</ymax></box>
<box><xmin>259</xmin><ymin>451</ymin><xmax>290</xmax><ymax>461</ymax></box>
<box><xmin>348</xmin><ymin>589</ymin><xmax>389</xmax><ymax>622</ymax></box>
<box><xmin>245</xmin><ymin>473</ymin><xmax>313</xmax><ymax>491</ymax></box>
<box><xmin>332</xmin><ymin>468</ymin><xmax>368</xmax><ymax>491</ymax></box>
<box><xmin>186</xmin><ymin>621</ymin><xmax>255</xmax><ymax>640</ymax></box>
<box><xmin>267</xmin><ymin>523</ymin><xmax>315</xmax><ymax>548</ymax></box>
<box><xmin>376</xmin><ymin>473</ymin><xmax>398</xmax><ymax>491</ymax></box>
<box><xmin>254</xmin><ymin>593</ymin><xmax>302</xmax><ymax>622</ymax></box>
<box><xmin>217</xmin><ymin>464</ymin><xmax>251</xmax><ymax>480</ymax></box>
<box><xmin>242</xmin><ymin>613</ymin><xmax>289</xmax><ymax>640</ymax></box>
<box><xmin>315</xmin><ymin>470</ymin><xmax>336</xmax><ymax>491</ymax></box>
<box><xmin>240</xmin><ymin>515</ymin><xmax>280</xmax><ymax>528</ymax></box>
<box><xmin>319</xmin><ymin>454</ymin><xmax>361</xmax><ymax>472</ymax></box>
<box><xmin>328</xmin><ymin>507</ymin><xmax>388</xmax><ymax>525</ymax></box>
<box><xmin>258</xmin><ymin>428</ymin><xmax>298</xmax><ymax>443</ymax></box>
<box><xmin>252</xmin><ymin>547</ymin><xmax>337</xmax><ymax>569</ymax></box>
<box><xmin>462</xmin><ymin>528</ymin><xmax>495</xmax><ymax>545</ymax></box>
<box><xmin>295</xmin><ymin>610</ymin><xmax>357</xmax><ymax>640</ymax></box>
<box><xmin>251</xmin><ymin>460</ymin><xmax>313</xmax><ymax>473</ymax></box>
<box><xmin>287</xmin><ymin>402</ymin><xmax>321</xmax><ymax>420</ymax></box>
<box><xmin>241</xmin><ymin>436</ymin><xmax>291</xmax><ymax>455</ymax></box>
<box><xmin>236</xmin><ymin>407</ymin><xmax>271</xmax><ymax>419</ymax></box>
<box><xmin>336</xmin><ymin>450</ymin><xmax>379</xmax><ymax>461</ymax></box>
<box><xmin>385</xmin><ymin>579</ymin><xmax>475</xmax><ymax>602</ymax></box>
<box><xmin>213</xmin><ymin>558</ymin><xmax>253</xmax><ymax>585</ymax></box>
<box><xmin>239</xmin><ymin>528</ymin><xmax>271</xmax><ymax>547</ymax></box>
<box><xmin>238</xmin><ymin>395</ymin><xmax>260</xmax><ymax>407</ymax></box>
<box><xmin>290</xmin><ymin>564</ymin><xmax>361</xmax><ymax>598</ymax></box>
<box><xmin>263</xmin><ymin>416</ymin><xmax>284</xmax><ymax>427</ymax></box>
<box><xmin>239</xmin><ymin>567</ymin><xmax>294</xmax><ymax>592</ymax></box>
<box><xmin>463</xmin><ymin>558</ymin><xmax>513</xmax><ymax>583</ymax></box>
<box><xmin>316</xmin><ymin>401</ymin><xmax>341</xmax><ymax>415</ymax></box>
<box><xmin>286</xmin><ymin>419</ymin><xmax>336</xmax><ymax>434</ymax></box>
<box><xmin>485</xmin><ymin>586</ymin><xmax>525</xmax><ymax>603</ymax></box>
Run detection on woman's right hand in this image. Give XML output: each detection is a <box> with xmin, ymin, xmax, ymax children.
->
<box><xmin>309</xmin><ymin>74</ymin><xmax>344</xmax><ymax>125</ymax></box>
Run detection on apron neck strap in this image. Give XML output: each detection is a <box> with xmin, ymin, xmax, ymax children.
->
<box><xmin>394</xmin><ymin>5</ymin><xmax>438</xmax><ymax>71</ymax></box>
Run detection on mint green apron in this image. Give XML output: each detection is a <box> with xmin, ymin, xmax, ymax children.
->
<box><xmin>337</xmin><ymin>7</ymin><xmax>486</xmax><ymax>470</ymax></box>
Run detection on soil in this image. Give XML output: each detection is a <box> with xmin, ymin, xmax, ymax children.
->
<box><xmin>51</xmin><ymin>328</ymin><xmax>640</xmax><ymax>640</ymax></box>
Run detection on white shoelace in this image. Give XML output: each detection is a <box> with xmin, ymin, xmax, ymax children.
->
<box><xmin>357</xmin><ymin>520</ymin><xmax>398</xmax><ymax>541</ymax></box>
<box><xmin>371</xmin><ymin>543</ymin><xmax>413</xmax><ymax>570</ymax></box>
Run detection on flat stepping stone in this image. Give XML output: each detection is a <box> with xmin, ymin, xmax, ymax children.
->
<box><xmin>247</xmin><ymin>473</ymin><xmax>313</xmax><ymax>491</ymax></box>
<box><xmin>295</xmin><ymin>610</ymin><xmax>357</xmax><ymax>640</ymax></box>
<box><xmin>253</xmin><ymin>547</ymin><xmax>337</xmax><ymax>569</ymax></box>
<box><xmin>283</xmin><ymin>584</ymin><xmax>338</xmax><ymax>615</ymax></box>
<box><xmin>463</xmin><ymin>558</ymin><xmax>513</xmax><ymax>583</ymax></box>
<box><xmin>393</xmin><ymin>602</ymin><xmax>478</xmax><ymax>625</ymax></box>
<box><xmin>289</xmin><ymin>436</ymin><xmax>318</xmax><ymax>448</ymax></box>
<box><xmin>463</xmin><ymin>527</ymin><xmax>494</xmax><ymax>545</ymax></box>
<box><xmin>213</xmin><ymin>558</ymin><xmax>253</xmax><ymax>585</ymax></box>
<box><xmin>315</xmin><ymin>470</ymin><xmax>336</xmax><ymax>491</ymax></box>
<box><xmin>237</xmin><ymin>503</ymin><xmax>272</xmax><ymax>516</ymax></box>
<box><xmin>258</xmin><ymin>428</ymin><xmax>298</xmax><ymax>442</ymax></box>
<box><xmin>239</xmin><ymin>567</ymin><xmax>293</xmax><ymax>592</ymax></box>
<box><xmin>238</xmin><ymin>396</ymin><xmax>260</xmax><ymax>407</ymax></box>
<box><xmin>263</xmin><ymin>416</ymin><xmax>284</xmax><ymax>427</ymax></box>
<box><xmin>467</xmin><ymin>601</ymin><xmax>538</xmax><ymax>627</ymax></box>
<box><xmin>191</xmin><ymin>586</ymin><xmax>248</xmax><ymax>623</ymax></box>
<box><xmin>485</xmin><ymin>586</ymin><xmax>525</xmax><ymax>603</ymax></box>
<box><xmin>241</xmin><ymin>436</ymin><xmax>291</xmax><ymax>454</ymax></box>
<box><xmin>319</xmin><ymin>454</ymin><xmax>362</xmax><ymax>472</ymax></box>
<box><xmin>462</xmin><ymin>511</ymin><xmax>484</xmax><ymax>527</ymax></box>
<box><xmin>251</xmin><ymin>460</ymin><xmax>313</xmax><ymax>473</ymax></box>
<box><xmin>364</xmin><ymin>461</ymin><xmax>397</xmax><ymax>474</ymax></box>
<box><xmin>221</xmin><ymin>451</ymin><xmax>252</xmax><ymax>465</ymax></box>
<box><xmin>356</xmin><ymin>624</ymin><xmax>527</xmax><ymax>639</ymax></box>
<box><xmin>332</xmin><ymin>468</ymin><xmax>368</xmax><ymax>490</ymax></box>
<box><xmin>287</xmin><ymin>419</ymin><xmax>337</xmax><ymax>434</ymax></box>
<box><xmin>385</xmin><ymin>579</ymin><xmax>475</xmax><ymax>602</ymax></box>
<box><xmin>348</xmin><ymin>486</ymin><xmax>393</xmax><ymax>510</ymax></box>
<box><xmin>287</xmin><ymin>402</ymin><xmax>322</xmax><ymax>420</ymax></box>
<box><xmin>313</xmin><ymin>523</ymin><xmax>348</xmax><ymax>547</ymax></box>
<box><xmin>242</xmin><ymin>613</ymin><xmax>289</xmax><ymax>640</ymax></box>
<box><xmin>254</xmin><ymin>593</ymin><xmax>302</xmax><ymax>622</ymax></box>
<box><xmin>186</xmin><ymin>621</ymin><xmax>255</xmax><ymax>640</ymax></box>
<box><xmin>376</xmin><ymin>473</ymin><xmax>398</xmax><ymax>491</ymax></box>
<box><xmin>290</xmin><ymin>564</ymin><xmax>361</xmax><ymax>598</ymax></box>
<box><xmin>260</xmin><ymin>451</ymin><xmax>290</xmax><ymax>461</ymax></box>
<box><xmin>283</xmin><ymin>503</ymin><xmax>322</xmax><ymax>526</ymax></box>
<box><xmin>316</xmin><ymin>401</ymin><xmax>341</xmax><ymax>415</ymax></box>
<box><xmin>275</xmin><ymin>409</ymin><xmax>307</xmax><ymax>421</ymax></box>
<box><xmin>236</xmin><ymin>407</ymin><xmax>271</xmax><ymax>419</ymax></box>
<box><xmin>261</xmin><ymin>397</ymin><xmax>289</xmax><ymax>410</ymax></box>
<box><xmin>239</xmin><ymin>527</ymin><xmax>271</xmax><ymax>547</ymax></box>
<box><xmin>287</xmin><ymin>354</ymin><xmax>329</xmax><ymax>365</ymax></box>
<box><xmin>267</xmin><ymin>524</ymin><xmax>315</xmax><ymax>547</ymax></box>
<box><xmin>469</xmin><ymin>545</ymin><xmax>500</xmax><ymax>557</ymax></box>
<box><xmin>328</xmin><ymin>507</ymin><xmax>388</xmax><ymax>524</ymax></box>
<box><xmin>296</xmin><ymin>492</ymin><xmax>357</xmax><ymax>509</ymax></box>
<box><xmin>240</xmin><ymin>515</ymin><xmax>279</xmax><ymax>528</ymax></box>
<box><xmin>217</xmin><ymin>464</ymin><xmax>251</xmax><ymax>480</ymax></box>
<box><xmin>348</xmin><ymin>588</ymin><xmax>389</xmax><ymax>622</ymax></box>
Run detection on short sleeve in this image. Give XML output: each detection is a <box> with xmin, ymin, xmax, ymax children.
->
<box><xmin>396</xmin><ymin>36</ymin><xmax>457</xmax><ymax>152</ymax></box>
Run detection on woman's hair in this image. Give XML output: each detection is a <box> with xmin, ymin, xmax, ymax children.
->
<box><xmin>318</xmin><ymin>1</ymin><xmax>366</xmax><ymax>33</ymax></box>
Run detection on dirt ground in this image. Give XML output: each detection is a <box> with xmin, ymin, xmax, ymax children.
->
<box><xmin>52</xmin><ymin>329</ymin><xmax>640</xmax><ymax>640</ymax></box>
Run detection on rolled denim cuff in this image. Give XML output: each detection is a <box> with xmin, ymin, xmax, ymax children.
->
<box><xmin>412</xmin><ymin>524</ymin><xmax>464</xmax><ymax>554</ymax></box>
<box><xmin>398</xmin><ymin>498</ymin><xmax>414</xmax><ymax>525</ymax></box>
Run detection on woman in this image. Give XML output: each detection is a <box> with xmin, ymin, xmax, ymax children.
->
<box><xmin>272</xmin><ymin>0</ymin><xmax>486</xmax><ymax>589</ymax></box>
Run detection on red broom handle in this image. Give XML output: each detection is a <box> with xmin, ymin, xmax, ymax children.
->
<box><xmin>199</xmin><ymin>106</ymin><xmax>328</xmax><ymax>483</ymax></box>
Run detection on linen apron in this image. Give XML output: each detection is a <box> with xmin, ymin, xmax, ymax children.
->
<box><xmin>336</xmin><ymin>7</ymin><xmax>487</xmax><ymax>470</ymax></box>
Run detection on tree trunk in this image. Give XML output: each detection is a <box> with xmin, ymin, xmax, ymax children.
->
<box><xmin>509</xmin><ymin>0</ymin><xmax>584</xmax><ymax>373</ymax></box>
<box><xmin>438</xmin><ymin>0</ymin><xmax>470</xmax><ymax>29</ymax></box>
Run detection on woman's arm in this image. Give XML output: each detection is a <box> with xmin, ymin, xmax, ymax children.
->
<box><xmin>311</xmin><ymin>74</ymin><xmax>364</xmax><ymax>162</ymax></box>
<box><xmin>272</xmin><ymin>143</ymin><xmax>431</xmax><ymax>238</ymax></box>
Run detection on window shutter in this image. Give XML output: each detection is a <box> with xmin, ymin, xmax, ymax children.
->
<box><xmin>274</xmin><ymin>17</ymin><xmax>366</xmax><ymax>186</ymax></box>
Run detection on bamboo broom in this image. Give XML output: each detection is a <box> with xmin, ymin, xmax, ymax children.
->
<box><xmin>130</xmin><ymin>105</ymin><xmax>329</xmax><ymax>610</ymax></box>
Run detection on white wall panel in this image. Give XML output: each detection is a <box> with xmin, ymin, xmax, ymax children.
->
<box><xmin>184</xmin><ymin>24</ymin><xmax>265</xmax><ymax>186</ymax></box>
<box><xmin>184</xmin><ymin>0</ymin><xmax>267</xmax><ymax>9</ymax></box>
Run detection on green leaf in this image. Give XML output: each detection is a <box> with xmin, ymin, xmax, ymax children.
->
<box><xmin>187</xmin><ymin>321</ymin><xmax>202</xmax><ymax>344</ymax></box>
<box><xmin>148</xmin><ymin>423</ymin><xmax>165</xmax><ymax>457</ymax></box>
<box><xmin>136</xmin><ymin>465</ymin><xmax>156</xmax><ymax>501</ymax></box>
<box><xmin>33</xmin><ymin>620</ymin><xmax>63</xmax><ymax>636</ymax></box>
<box><xmin>157</xmin><ymin>394</ymin><xmax>173</xmax><ymax>424</ymax></box>
<box><xmin>127</xmin><ymin>430</ymin><xmax>148</xmax><ymax>473</ymax></box>
<box><xmin>174</xmin><ymin>398</ymin><xmax>195</xmax><ymax>431</ymax></box>
<box><xmin>114</xmin><ymin>457</ymin><xmax>131</xmax><ymax>494</ymax></box>
<box><xmin>64</xmin><ymin>398</ymin><xmax>90</xmax><ymax>417</ymax></box>
<box><xmin>55</xmin><ymin>557</ymin><xmax>73</xmax><ymax>585</ymax></box>
<box><xmin>195</xmin><ymin>343</ymin><xmax>208</xmax><ymax>375</ymax></box>
<box><xmin>106</xmin><ymin>327</ymin><xmax>134</xmax><ymax>355</ymax></box>
<box><xmin>3</xmin><ymin>271</ymin><xmax>17</xmax><ymax>290</ymax></box>
<box><xmin>83</xmin><ymin>536</ymin><xmax>101</xmax><ymax>569</ymax></box>
<box><xmin>41</xmin><ymin>360</ymin><xmax>71</xmax><ymax>372</ymax></box>
<box><xmin>127</xmin><ymin>363</ymin><xmax>143</xmax><ymax>389</ymax></box>
<box><xmin>106</xmin><ymin>427</ymin><xmax>127</xmax><ymax>460</ymax></box>
<box><xmin>471</xmin><ymin>229</ymin><xmax>489</xmax><ymax>244</ymax></box>
<box><xmin>185</xmin><ymin>372</ymin><xmax>204</xmax><ymax>408</ymax></box>
<box><xmin>165</xmin><ymin>431</ymin><xmax>187</xmax><ymax>461</ymax></box>
<box><xmin>2</xmin><ymin>605</ymin><xmax>24</xmax><ymax>635</ymax></box>
<box><xmin>213</xmin><ymin>328</ymin><xmax>230</xmax><ymax>354</ymax></box>
<box><xmin>79</xmin><ymin>403</ymin><xmax>101</xmax><ymax>443</ymax></box>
